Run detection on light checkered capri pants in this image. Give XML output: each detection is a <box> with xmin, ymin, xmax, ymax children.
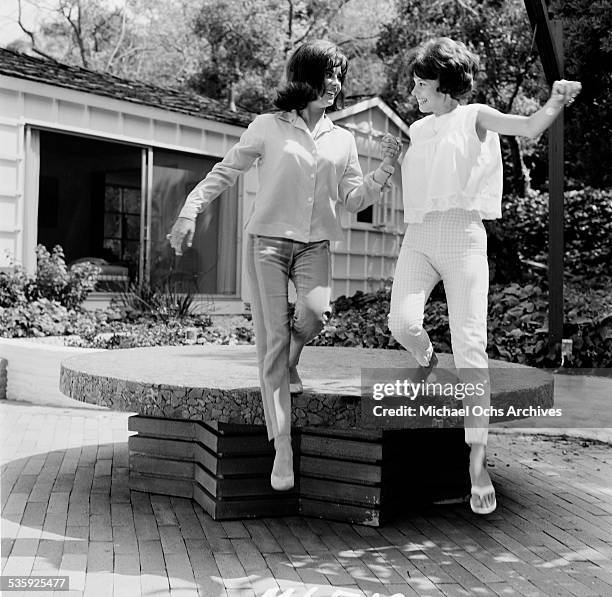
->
<box><xmin>388</xmin><ymin>208</ymin><xmax>490</xmax><ymax>445</ymax></box>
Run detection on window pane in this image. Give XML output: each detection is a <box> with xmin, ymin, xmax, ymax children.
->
<box><xmin>125</xmin><ymin>214</ymin><xmax>140</xmax><ymax>239</ymax></box>
<box><xmin>104</xmin><ymin>213</ymin><xmax>122</xmax><ymax>238</ymax></box>
<box><xmin>123</xmin><ymin>188</ymin><xmax>141</xmax><ymax>214</ymax></box>
<box><xmin>150</xmin><ymin>149</ymin><xmax>238</xmax><ymax>295</ymax></box>
<box><xmin>357</xmin><ymin>204</ymin><xmax>374</xmax><ymax>224</ymax></box>
<box><xmin>104</xmin><ymin>186</ymin><xmax>121</xmax><ymax>212</ymax></box>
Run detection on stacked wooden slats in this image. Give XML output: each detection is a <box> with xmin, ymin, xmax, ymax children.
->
<box><xmin>128</xmin><ymin>416</ymin><xmax>470</xmax><ymax>526</ymax></box>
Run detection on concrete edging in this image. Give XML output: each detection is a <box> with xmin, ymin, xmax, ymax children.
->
<box><xmin>0</xmin><ymin>337</ymin><xmax>103</xmax><ymax>403</ymax></box>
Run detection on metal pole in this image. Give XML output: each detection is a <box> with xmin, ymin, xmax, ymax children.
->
<box><xmin>548</xmin><ymin>19</ymin><xmax>564</xmax><ymax>346</ymax></box>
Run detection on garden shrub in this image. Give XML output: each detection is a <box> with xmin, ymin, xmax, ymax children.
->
<box><xmin>313</xmin><ymin>278</ymin><xmax>612</xmax><ymax>368</ymax></box>
<box><xmin>0</xmin><ymin>245</ymin><xmax>101</xmax><ymax>337</ymax></box>
<box><xmin>28</xmin><ymin>245</ymin><xmax>101</xmax><ymax>309</ymax></box>
<box><xmin>0</xmin><ymin>299</ymin><xmax>100</xmax><ymax>338</ymax></box>
<box><xmin>486</xmin><ymin>186</ymin><xmax>612</xmax><ymax>283</ymax></box>
<box><xmin>0</xmin><ymin>245</ymin><xmax>100</xmax><ymax>311</ymax></box>
<box><xmin>0</xmin><ymin>266</ymin><xmax>29</xmax><ymax>307</ymax></box>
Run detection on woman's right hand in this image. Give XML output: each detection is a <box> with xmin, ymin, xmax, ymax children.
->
<box><xmin>167</xmin><ymin>217</ymin><xmax>195</xmax><ymax>256</ymax></box>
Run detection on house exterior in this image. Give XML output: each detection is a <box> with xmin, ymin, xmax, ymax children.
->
<box><xmin>0</xmin><ymin>48</ymin><xmax>408</xmax><ymax>312</ymax></box>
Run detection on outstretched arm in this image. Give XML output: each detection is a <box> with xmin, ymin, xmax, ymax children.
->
<box><xmin>168</xmin><ymin>117</ymin><xmax>264</xmax><ymax>255</ymax></box>
<box><xmin>476</xmin><ymin>79</ymin><xmax>582</xmax><ymax>139</ymax></box>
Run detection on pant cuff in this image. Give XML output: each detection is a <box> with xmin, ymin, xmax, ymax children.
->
<box><xmin>465</xmin><ymin>427</ymin><xmax>488</xmax><ymax>446</ymax></box>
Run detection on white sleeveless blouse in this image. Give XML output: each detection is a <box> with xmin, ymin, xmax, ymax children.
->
<box><xmin>400</xmin><ymin>103</ymin><xmax>503</xmax><ymax>223</ymax></box>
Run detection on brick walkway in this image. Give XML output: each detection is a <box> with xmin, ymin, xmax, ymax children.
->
<box><xmin>2</xmin><ymin>401</ymin><xmax>612</xmax><ymax>597</ymax></box>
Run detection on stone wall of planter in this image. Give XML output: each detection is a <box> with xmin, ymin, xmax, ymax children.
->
<box><xmin>0</xmin><ymin>337</ymin><xmax>102</xmax><ymax>405</ymax></box>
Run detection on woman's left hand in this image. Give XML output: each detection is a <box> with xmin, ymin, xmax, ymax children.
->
<box><xmin>550</xmin><ymin>80</ymin><xmax>582</xmax><ymax>107</ymax></box>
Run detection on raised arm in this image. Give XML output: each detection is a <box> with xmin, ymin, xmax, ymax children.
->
<box><xmin>476</xmin><ymin>79</ymin><xmax>582</xmax><ymax>139</ymax></box>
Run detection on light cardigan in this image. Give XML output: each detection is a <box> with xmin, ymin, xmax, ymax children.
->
<box><xmin>401</xmin><ymin>103</ymin><xmax>503</xmax><ymax>224</ymax></box>
<box><xmin>179</xmin><ymin>110</ymin><xmax>387</xmax><ymax>242</ymax></box>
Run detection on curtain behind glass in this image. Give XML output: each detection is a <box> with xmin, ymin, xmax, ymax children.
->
<box><xmin>150</xmin><ymin>149</ymin><xmax>238</xmax><ymax>295</ymax></box>
<box><xmin>23</xmin><ymin>128</ymin><xmax>40</xmax><ymax>272</ymax></box>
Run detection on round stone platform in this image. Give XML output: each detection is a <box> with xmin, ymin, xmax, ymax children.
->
<box><xmin>60</xmin><ymin>345</ymin><xmax>553</xmax><ymax>429</ymax></box>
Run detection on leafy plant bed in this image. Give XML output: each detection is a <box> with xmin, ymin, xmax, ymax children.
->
<box><xmin>312</xmin><ymin>278</ymin><xmax>612</xmax><ymax>369</ymax></box>
<box><xmin>63</xmin><ymin>317</ymin><xmax>255</xmax><ymax>350</ymax></box>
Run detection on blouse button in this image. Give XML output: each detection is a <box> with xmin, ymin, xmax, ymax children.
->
<box><xmin>307</xmin><ymin>197</ymin><xmax>313</xmax><ymax>203</ymax></box>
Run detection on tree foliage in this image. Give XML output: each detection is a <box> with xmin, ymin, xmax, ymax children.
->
<box><xmin>550</xmin><ymin>0</ymin><xmax>612</xmax><ymax>188</ymax></box>
<box><xmin>6</xmin><ymin>0</ymin><xmax>611</xmax><ymax>189</ymax></box>
<box><xmin>10</xmin><ymin>0</ymin><xmax>209</xmax><ymax>85</ymax></box>
<box><xmin>10</xmin><ymin>0</ymin><xmax>392</xmax><ymax>112</ymax></box>
<box><xmin>376</xmin><ymin>0</ymin><xmax>548</xmax><ymax>193</ymax></box>
<box><xmin>188</xmin><ymin>0</ymin><xmax>392</xmax><ymax>112</ymax></box>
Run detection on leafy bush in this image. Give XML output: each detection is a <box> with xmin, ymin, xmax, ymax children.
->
<box><xmin>313</xmin><ymin>278</ymin><xmax>612</xmax><ymax>368</ymax></box>
<box><xmin>0</xmin><ymin>299</ymin><xmax>100</xmax><ymax>338</ymax></box>
<box><xmin>29</xmin><ymin>245</ymin><xmax>101</xmax><ymax>309</ymax></box>
<box><xmin>0</xmin><ymin>245</ymin><xmax>102</xmax><ymax>338</ymax></box>
<box><xmin>0</xmin><ymin>245</ymin><xmax>100</xmax><ymax>311</ymax></box>
<box><xmin>486</xmin><ymin>187</ymin><xmax>612</xmax><ymax>283</ymax></box>
<box><xmin>0</xmin><ymin>266</ymin><xmax>29</xmax><ymax>307</ymax></box>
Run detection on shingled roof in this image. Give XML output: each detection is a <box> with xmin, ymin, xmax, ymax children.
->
<box><xmin>0</xmin><ymin>47</ymin><xmax>254</xmax><ymax>127</ymax></box>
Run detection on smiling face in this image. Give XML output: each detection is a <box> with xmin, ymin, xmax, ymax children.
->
<box><xmin>309</xmin><ymin>65</ymin><xmax>343</xmax><ymax>110</ymax></box>
<box><xmin>411</xmin><ymin>75</ymin><xmax>448</xmax><ymax>114</ymax></box>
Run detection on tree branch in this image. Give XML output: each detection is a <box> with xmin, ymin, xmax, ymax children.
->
<box><xmin>16</xmin><ymin>0</ymin><xmax>59</xmax><ymax>61</ymax></box>
<box><xmin>106</xmin><ymin>0</ymin><xmax>129</xmax><ymax>71</ymax></box>
<box><xmin>60</xmin><ymin>0</ymin><xmax>89</xmax><ymax>67</ymax></box>
<box><xmin>286</xmin><ymin>0</ymin><xmax>293</xmax><ymax>45</ymax></box>
<box><xmin>336</xmin><ymin>34</ymin><xmax>380</xmax><ymax>46</ymax></box>
<box><xmin>291</xmin><ymin>0</ymin><xmax>353</xmax><ymax>47</ymax></box>
<box><xmin>506</xmin><ymin>53</ymin><xmax>537</xmax><ymax>112</ymax></box>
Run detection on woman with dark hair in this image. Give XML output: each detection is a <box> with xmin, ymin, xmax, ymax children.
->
<box><xmin>168</xmin><ymin>40</ymin><xmax>400</xmax><ymax>491</ymax></box>
<box><xmin>388</xmin><ymin>37</ymin><xmax>581</xmax><ymax>514</ymax></box>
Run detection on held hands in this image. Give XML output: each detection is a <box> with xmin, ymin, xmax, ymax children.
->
<box><xmin>381</xmin><ymin>133</ymin><xmax>402</xmax><ymax>165</ymax></box>
<box><xmin>550</xmin><ymin>80</ymin><xmax>582</xmax><ymax>108</ymax></box>
<box><xmin>166</xmin><ymin>217</ymin><xmax>195</xmax><ymax>256</ymax></box>
<box><xmin>373</xmin><ymin>133</ymin><xmax>401</xmax><ymax>187</ymax></box>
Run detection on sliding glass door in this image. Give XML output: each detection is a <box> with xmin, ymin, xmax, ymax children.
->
<box><xmin>148</xmin><ymin>149</ymin><xmax>238</xmax><ymax>295</ymax></box>
<box><xmin>36</xmin><ymin>129</ymin><xmax>239</xmax><ymax>297</ymax></box>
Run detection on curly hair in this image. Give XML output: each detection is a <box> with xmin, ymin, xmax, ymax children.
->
<box><xmin>409</xmin><ymin>37</ymin><xmax>479</xmax><ymax>100</ymax></box>
<box><xmin>274</xmin><ymin>40</ymin><xmax>348</xmax><ymax>112</ymax></box>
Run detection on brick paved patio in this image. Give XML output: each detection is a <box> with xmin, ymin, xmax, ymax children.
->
<box><xmin>2</xmin><ymin>400</ymin><xmax>612</xmax><ymax>597</ymax></box>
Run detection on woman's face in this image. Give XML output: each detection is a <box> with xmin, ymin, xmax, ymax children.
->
<box><xmin>309</xmin><ymin>65</ymin><xmax>343</xmax><ymax>110</ymax></box>
<box><xmin>411</xmin><ymin>75</ymin><xmax>446</xmax><ymax>114</ymax></box>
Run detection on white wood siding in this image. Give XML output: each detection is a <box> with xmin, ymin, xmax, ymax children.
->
<box><xmin>1</xmin><ymin>76</ymin><xmax>408</xmax><ymax>308</ymax></box>
<box><xmin>331</xmin><ymin>101</ymin><xmax>408</xmax><ymax>298</ymax></box>
<box><xmin>0</xmin><ymin>75</ymin><xmax>255</xmax><ymax>310</ymax></box>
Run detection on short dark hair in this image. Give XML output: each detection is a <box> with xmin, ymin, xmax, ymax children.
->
<box><xmin>409</xmin><ymin>37</ymin><xmax>479</xmax><ymax>99</ymax></box>
<box><xmin>274</xmin><ymin>40</ymin><xmax>348</xmax><ymax>112</ymax></box>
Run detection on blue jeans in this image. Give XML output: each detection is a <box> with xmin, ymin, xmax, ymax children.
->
<box><xmin>246</xmin><ymin>234</ymin><xmax>331</xmax><ymax>439</ymax></box>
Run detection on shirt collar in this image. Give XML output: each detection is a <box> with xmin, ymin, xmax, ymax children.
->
<box><xmin>279</xmin><ymin>110</ymin><xmax>335</xmax><ymax>138</ymax></box>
